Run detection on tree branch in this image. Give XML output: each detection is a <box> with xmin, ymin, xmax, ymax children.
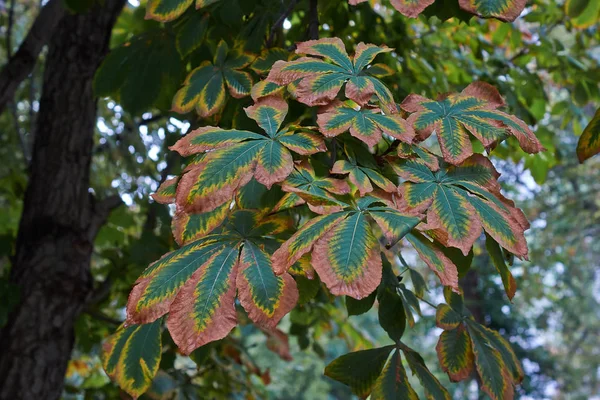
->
<box><xmin>88</xmin><ymin>194</ymin><xmax>123</xmax><ymax>240</ymax></box>
<box><xmin>307</xmin><ymin>0</ymin><xmax>319</xmax><ymax>40</ymax></box>
<box><xmin>0</xmin><ymin>0</ymin><xmax>65</xmax><ymax>115</ymax></box>
<box><xmin>266</xmin><ymin>0</ymin><xmax>299</xmax><ymax>48</ymax></box>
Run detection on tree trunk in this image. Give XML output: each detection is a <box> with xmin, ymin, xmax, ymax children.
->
<box><xmin>0</xmin><ymin>1</ymin><xmax>125</xmax><ymax>399</ymax></box>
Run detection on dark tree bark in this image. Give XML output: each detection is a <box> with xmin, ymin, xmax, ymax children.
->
<box><xmin>0</xmin><ymin>1</ymin><xmax>125</xmax><ymax>399</ymax></box>
<box><xmin>0</xmin><ymin>0</ymin><xmax>65</xmax><ymax>116</ymax></box>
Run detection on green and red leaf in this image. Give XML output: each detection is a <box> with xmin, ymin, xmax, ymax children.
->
<box><xmin>371</xmin><ymin>350</ymin><xmax>418</xmax><ymax>400</ymax></box>
<box><xmin>151</xmin><ymin>177</ymin><xmax>179</xmax><ymax>204</ymax></box>
<box><xmin>436</xmin><ymin>325</ymin><xmax>474</xmax><ymax>382</ymax></box>
<box><xmin>102</xmin><ymin>320</ymin><xmax>162</xmax><ymax>399</ymax></box>
<box><xmin>576</xmin><ymin>107</ymin><xmax>600</xmax><ymax>162</ymax></box>
<box><xmin>167</xmin><ymin>245</ymin><xmax>240</xmax><ymax>354</ymax></box>
<box><xmin>172</xmin><ymin>204</ymin><xmax>230</xmax><ymax>246</ymax></box>
<box><xmin>236</xmin><ymin>242</ymin><xmax>298</xmax><ymax>328</ymax></box>
<box><xmin>312</xmin><ymin>212</ymin><xmax>382</xmax><ymax>299</ymax></box>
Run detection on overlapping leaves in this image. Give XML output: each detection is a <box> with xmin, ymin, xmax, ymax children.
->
<box><xmin>435</xmin><ymin>291</ymin><xmax>524</xmax><ymax>400</ymax></box>
<box><xmin>266</xmin><ymin>38</ymin><xmax>397</xmax><ymax>112</ymax></box>
<box><xmin>394</xmin><ymin>154</ymin><xmax>530</xmax><ymax>259</ymax></box>
<box><xmin>325</xmin><ymin>344</ymin><xmax>450</xmax><ymax>399</ymax></box>
<box><xmin>401</xmin><ymin>81</ymin><xmax>543</xmax><ymax>165</ymax></box>
<box><xmin>126</xmin><ymin>210</ymin><xmax>298</xmax><ymax>355</ymax></box>
<box><xmin>272</xmin><ymin>196</ymin><xmax>428</xmax><ymax>298</ymax></box>
<box><xmin>173</xmin><ymin>40</ymin><xmax>255</xmax><ymax>117</ymax></box>
<box><xmin>317</xmin><ymin>100</ymin><xmax>414</xmax><ymax>148</ymax></box>
<box><xmin>349</xmin><ymin>0</ymin><xmax>527</xmax><ymax>22</ymax></box>
<box><xmin>172</xmin><ymin>96</ymin><xmax>326</xmax><ymax>213</ymax></box>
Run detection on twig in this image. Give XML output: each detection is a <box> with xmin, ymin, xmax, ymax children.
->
<box><xmin>307</xmin><ymin>0</ymin><xmax>319</xmax><ymax>40</ymax></box>
<box><xmin>85</xmin><ymin>309</ymin><xmax>122</xmax><ymax>326</ymax></box>
<box><xmin>266</xmin><ymin>0</ymin><xmax>299</xmax><ymax>48</ymax></box>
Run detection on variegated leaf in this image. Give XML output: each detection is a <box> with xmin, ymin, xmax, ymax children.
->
<box><xmin>576</xmin><ymin>107</ymin><xmax>600</xmax><ymax>162</ymax></box>
<box><xmin>102</xmin><ymin>320</ymin><xmax>162</xmax><ymax>399</ymax></box>
<box><xmin>401</xmin><ymin>81</ymin><xmax>543</xmax><ymax>165</ymax></box>
<box><xmin>406</xmin><ymin>232</ymin><xmax>459</xmax><ymax>290</ymax></box>
<box><xmin>318</xmin><ymin>103</ymin><xmax>413</xmax><ymax>147</ymax></box>
<box><xmin>237</xmin><ymin>242</ymin><xmax>299</xmax><ymax>328</ymax></box>
<box><xmin>173</xmin><ymin>41</ymin><xmax>254</xmax><ymax>117</ymax></box>
<box><xmin>172</xmin><ymin>204</ymin><xmax>230</xmax><ymax>246</ymax></box>
<box><xmin>436</xmin><ymin>325</ymin><xmax>474</xmax><ymax>382</ymax></box>
<box><xmin>167</xmin><ymin>245</ymin><xmax>240</xmax><ymax>354</ymax></box>
<box><xmin>371</xmin><ymin>350</ymin><xmax>418</xmax><ymax>400</ymax></box>
<box><xmin>458</xmin><ymin>0</ymin><xmax>527</xmax><ymax>22</ymax></box>
<box><xmin>312</xmin><ymin>212</ymin><xmax>382</xmax><ymax>299</ymax></box>
<box><xmin>151</xmin><ymin>177</ymin><xmax>179</xmax><ymax>204</ymax></box>
<box><xmin>173</xmin><ymin>98</ymin><xmax>324</xmax><ymax>213</ymax></box>
<box><xmin>267</xmin><ymin>39</ymin><xmax>396</xmax><ymax>111</ymax></box>
<box><xmin>435</xmin><ymin>303</ymin><xmax>463</xmax><ymax>330</ymax></box>
<box><xmin>466</xmin><ymin>321</ymin><xmax>515</xmax><ymax>400</ymax></box>
<box><xmin>402</xmin><ymin>345</ymin><xmax>452</xmax><ymax>400</ymax></box>
<box><xmin>485</xmin><ymin>234</ymin><xmax>517</xmax><ymax>300</ymax></box>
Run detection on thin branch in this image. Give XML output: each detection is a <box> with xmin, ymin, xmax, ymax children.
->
<box><xmin>85</xmin><ymin>309</ymin><xmax>122</xmax><ymax>326</ymax></box>
<box><xmin>267</xmin><ymin>0</ymin><xmax>299</xmax><ymax>48</ymax></box>
<box><xmin>307</xmin><ymin>0</ymin><xmax>319</xmax><ymax>40</ymax></box>
<box><xmin>0</xmin><ymin>0</ymin><xmax>65</xmax><ymax>115</ymax></box>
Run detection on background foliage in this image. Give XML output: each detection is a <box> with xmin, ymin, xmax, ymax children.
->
<box><xmin>0</xmin><ymin>0</ymin><xmax>599</xmax><ymax>398</ymax></box>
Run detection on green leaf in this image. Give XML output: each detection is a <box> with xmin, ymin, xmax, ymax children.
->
<box><xmin>466</xmin><ymin>321</ymin><xmax>515</xmax><ymax>400</ymax></box>
<box><xmin>176</xmin><ymin>13</ymin><xmax>209</xmax><ymax>58</ymax></box>
<box><xmin>371</xmin><ymin>350</ymin><xmax>418</xmax><ymax>400</ymax></box>
<box><xmin>378</xmin><ymin>288</ymin><xmax>406</xmax><ymax>342</ymax></box>
<box><xmin>466</xmin><ymin>320</ymin><xmax>524</xmax><ymax>384</ymax></box>
<box><xmin>485</xmin><ymin>234</ymin><xmax>517</xmax><ymax>300</ymax></box>
<box><xmin>324</xmin><ymin>345</ymin><xmax>395</xmax><ymax>398</ymax></box>
<box><xmin>576</xmin><ymin>107</ymin><xmax>600</xmax><ymax>162</ymax></box>
<box><xmin>435</xmin><ymin>325</ymin><xmax>474</xmax><ymax>382</ymax></box>
<box><xmin>102</xmin><ymin>320</ymin><xmax>162</xmax><ymax>399</ymax></box>
<box><xmin>436</xmin><ymin>304</ymin><xmax>463</xmax><ymax>330</ymax></box>
<box><xmin>346</xmin><ymin>291</ymin><xmax>377</xmax><ymax>316</ymax></box>
<box><xmin>402</xmin><ymin>345</ymin><xmax>452</xmax><ymax>400</ymax></box>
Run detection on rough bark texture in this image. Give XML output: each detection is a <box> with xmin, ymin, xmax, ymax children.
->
<box><xmin>0</xmin><ymin>1</ymin><xmax>125</xmax><ymax>399</ymax></box>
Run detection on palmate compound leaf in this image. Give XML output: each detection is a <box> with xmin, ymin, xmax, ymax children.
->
<box><xmin>146</xmin><ymin>0</ymin><xmax>222</xmax><ymax>22</ymax></box>
<box><xmin>326</xmin><ymin>344</ymin><xmax>448</xmax><ymax>399</ymax></box>
<box><xmin>317</xmin><ymin>100</ymin><xmax>414</xmax><ymax>148</ymax></box>
<box><xmin>172</xmin><ymin>40</ymin><xmax>255</xmax><ymax>118</ymax></box>
<box><xmin>272</xmin><ymin>197</ymin><xmax>429</xmax><ymax>299</ymax></box>
<box><xmin>171</xmin><ymin>96</ymin><xmax>326</xmax><ymax>214</ymax></box>
<box><xmin>394</xmin><ymin>154</ymin><xmax>530</xmax><ymax>260</ymax></box>
<box><xmin>576</xmin><ymin>107</ymin><xmax>600</xmax><ymax>162</ymax></box>
<box><xmin>102</xmin><ymin>320</ymin><xmax>162</xmax><ymax>399</ymax></box>
<box><xmin>401</xmin><ymin>81</ymin><xmax>544</xmax><ymax>165</ymax></box>
<box><xmin>434</xmin><ymin>294</ymin><xmax>524</xmax><ymax>399</ymax></box>
<box><xmin>274</xmin><ymin>161</ymin><xmax>350</xmax><ymax>214</ymax></box>
<box><xmin>324</xmin><ymin>345</ymin><xmax>395</xmax><ymax>398</ymax></box>
<box><xmin>266</xmin><ymin>38</ymin><xmax>397</xmax><ymax>112</ymax></box>
<box><xmin>125</xmin><ymin>210</ymin><xmax>298</xmax><ymax>355</ymax></box>
<box><xmin>349</xmin><ymin>0</ymin><xmax>526</xmax><ymax>21</ymax></box>
<box><xmin>349</xmin><ymin>0</ymin><xmax>435</xmax><ymax>18</ymax></box>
